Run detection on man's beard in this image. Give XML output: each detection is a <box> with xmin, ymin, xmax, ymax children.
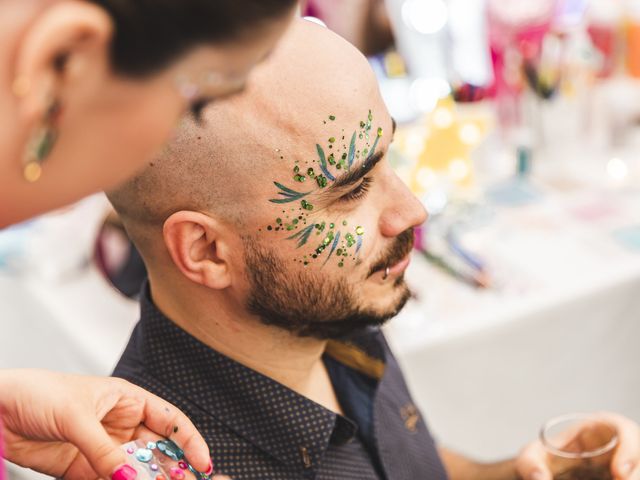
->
<box><xmin>243</xmin><ymin>229</ymin><xmax>415</xmax><ymax>340</ymax></box>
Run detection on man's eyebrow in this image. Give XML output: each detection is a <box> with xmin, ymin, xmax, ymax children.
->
<box><xmin>328</xmin><ymin>150</ymin><xmax>385</xmax><ymax>191</ymax></box>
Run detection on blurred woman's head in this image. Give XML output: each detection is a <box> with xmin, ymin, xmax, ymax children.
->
<box><xmin>0</xmin><ymin>0</ymin><xmax>297</xmax><ymax>227</ymax></box>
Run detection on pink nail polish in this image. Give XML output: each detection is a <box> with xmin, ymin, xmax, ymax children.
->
<box><xmin>112</xmin><ymin>464</ymin><xmax>138</xmax><ymax>480</ymax></box>
<box><xmin>205</xmin><ymin>461</ymin><xmax>214</xmax><ymax>475</ymax></box>
<box><xmin>0</xmin><ymin>419</ymin><xmax>5</xmax><ymax>480</ymax></box>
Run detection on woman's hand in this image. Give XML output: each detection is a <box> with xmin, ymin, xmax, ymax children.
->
<box><xmin>0</xmin><ymin>369</ymin><xmax>219</xmax><ymax>479</ymax></box>
<box><xmin>516</xmin><ymin>412</ymin><xmax>640</xmax><ymax>480</ymax></box>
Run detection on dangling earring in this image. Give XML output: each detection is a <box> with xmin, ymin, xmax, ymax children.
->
<box><xmin>23</xmin><ymin>100</ymin><xmax>61</xmax><ymax>183</ymax></box>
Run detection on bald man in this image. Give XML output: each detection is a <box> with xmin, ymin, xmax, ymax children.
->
<box><xmin>107</xmin><ymin>18</ymin><xmax>640</xmax><ymax>480</ymax></box>
<box><xmin>109</xmin><ymin>18</ymin><xmax>443</xmax><ymax>479</ymax></box>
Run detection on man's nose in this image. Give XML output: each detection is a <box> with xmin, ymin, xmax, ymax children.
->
<box><xmin>378</xmin><ymin>173</ymin><xmax>428</xmax><ymax>238</ymax></box>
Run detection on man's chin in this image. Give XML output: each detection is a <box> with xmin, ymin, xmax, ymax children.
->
<box><xmin>375</xmin><ymin>281</ymin><xmax>412</xmax><ymax>318</ymax></box>
<box><xmin>364</xmin><ymin>277</ymin><xmax>411</xmax><ymax>314</ymax></box>
<box><xmin>293</xmin><ymin>284</ymin><xmax>412</xmax><ymax>340</ymax></box>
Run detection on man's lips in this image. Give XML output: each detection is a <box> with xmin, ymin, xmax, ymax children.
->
<box><xmin>367</xmin><ymin>229</ymin><xmax>415</xmax><ymax>279</ymax></box>
<box><xmin>373</xmin><ymin>254</ymin><xmax>411</xmax><ymax>280</ymax></box>
<box><xmin>388</xmin><ymin>255</ymin><xmax>411</xmax><ymax>276</ymax></box>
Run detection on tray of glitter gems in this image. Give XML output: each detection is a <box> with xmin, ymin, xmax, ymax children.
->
<box><xmin>122</xmin><ymin>439</ymin><xmax>212</xmax><ymax>480</ymax></box>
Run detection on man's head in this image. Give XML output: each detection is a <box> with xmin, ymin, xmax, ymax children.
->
<box><xmin>108</xmin><ymin>19</ymin><xmax>427</xmax><ymax>340</ymax></box>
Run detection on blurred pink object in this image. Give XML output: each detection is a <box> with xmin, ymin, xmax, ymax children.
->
<box><xmin>487</xmin><ymin>0</ymin><xmax>556</xmax><ymax>129</ymax></box>
<box><xmin>0</xmin><ymin>417</ymin><xmax>5</xmax><ymax>480</ymax></box>
<box><xmin>303</xmin><ymin>0</ymin><xmax>320</xmax><ymax>17</ymax></box>
<box><xmin>301</xmin><ymin>0</ymin><xmax>368</xmax><ymax>39</ymax></box>
<box><xmin>586</xmin><ymin>0</ymin><xmax>621</xmax><ymax>78</ymax></box>
<box><xmin>488</xmin><ymin>0</ymin><xmax>556</xmax><ymax>53</ymax></box>
<box><xmin>413</xmin><ymin>225</ymin><xmax>426</xmax><ymax>252</ymax></box>
<box><xmin>588</xmin><ymin>23</ymin><xmax>617</xmax><ymax>78</ymax></box>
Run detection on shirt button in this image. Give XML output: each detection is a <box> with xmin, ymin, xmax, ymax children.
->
<box><xmin>300</xmin><ymin>446</ymin><xmax>313</xmax><ymax>468</ymax></box>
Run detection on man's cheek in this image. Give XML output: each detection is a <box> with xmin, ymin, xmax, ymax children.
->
<box><xmin>285</xmin><ymin>218</ymin><xmax>366</xmax><ymax>268</ymax></box>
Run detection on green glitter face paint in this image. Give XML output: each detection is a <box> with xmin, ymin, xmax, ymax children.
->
<box><xmin>316</xmin><ymin>175</ymin><xmax>328</xmax><ymax>188</ymax></box>
<box><xmin>266</xmin><ymin>111</ymin><xmax>383</xmax><ymax>266</ymax></box>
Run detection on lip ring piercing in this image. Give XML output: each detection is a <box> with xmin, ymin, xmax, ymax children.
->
<box><xmin>383</xmin><ymin>267</ymin><xmax>390</xmax><ymax>280</ymax></box>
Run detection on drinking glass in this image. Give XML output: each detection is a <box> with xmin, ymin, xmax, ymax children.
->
<box><xmin>540</xmin><ymin>413</ymin><xmax>618</xmax><ymax>480</ymax></box>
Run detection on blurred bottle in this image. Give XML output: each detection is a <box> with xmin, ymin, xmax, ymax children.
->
<box><xmin>626</xmin><ymin>0</ymin><xmax>640</xmax><ymax>77</ymax></box>
<box><xmin>587</xmin><ymin>0</ymin><xmax>623</xmax><ymax>78</ymax></box>
<box><xmin>486</xmin><ymin>0</ymin><xmax>556</xmax><ymax>131</ymax></box>
<box><xmin>487</xmin><ymin>0</ymin><xmax>557</xmax><ymax>82</ymax></box>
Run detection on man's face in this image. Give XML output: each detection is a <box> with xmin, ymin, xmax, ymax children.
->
<box><xmin>235</xmin><ymin>102</ymin><xmax>428</xmax><ymax>339</ymax></box>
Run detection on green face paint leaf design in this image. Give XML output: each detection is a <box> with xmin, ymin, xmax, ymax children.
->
<box><xmin>356</xmin><ymin>235</ymin><xmax>363</xmax><ymax>254</ymax></box>
<box><xmin>269</xmin><ymin>181</ymin><xmax>310</xmax><ymax>204</ymax></box>
<box><xmin>266</xmin><ymin>111</ymin><xmax>379</xmax><ymax>267</ymax></box>
<box><xmin>366</xmin><ymin>130</ymin><xmax>382</xmax><ymax>164</ymax></box>
<box><xmin>273</xmin><ymin>181</ymin><xmax>306</xmax><ymax>196</ymax></box>
<box><xmin>347</xmin><ymin>131</ymin><xmax>357</xmax><ymax>168</ymax></box>
<box><xmin>288</xmin><ymin>224</ymin><xmax>316</xmax><ymax>248</ymax></box>
<box><xmin>323</xmin><ymin>230</ymin><xmax>341</xmax><ymax>265</ymax></box>
<box><xmin>316</xmin><ymin>144</ymin><xmax>336</xmax><ymax>181</ymax></box>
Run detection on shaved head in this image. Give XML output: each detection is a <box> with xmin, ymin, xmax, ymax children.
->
<box><xmin>108</xmin><ymin>19</ymin><xmax>380</xmax><ymax>249</ymax></box>
<box><xmin>107</xmin><ymin>17</ymin><xmax>426</xmax><ymax>340</ymax></box>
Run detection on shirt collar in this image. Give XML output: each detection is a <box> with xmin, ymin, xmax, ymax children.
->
<box><xmin>137</xmin><ymin>285</ymin><xmax>360</xmax><ymax>472</ymax></box>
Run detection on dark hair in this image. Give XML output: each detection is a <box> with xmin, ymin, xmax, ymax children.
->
<box><xmin>87</xmin><ymin>0</ymin><xmax>296</xmax><ymax>77</ymax></box>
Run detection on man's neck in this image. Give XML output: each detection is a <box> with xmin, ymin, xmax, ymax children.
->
<box><xmin>149</xmin><ymin>277</ymin><xmax>343</xmax><ymax>414</ymax></box>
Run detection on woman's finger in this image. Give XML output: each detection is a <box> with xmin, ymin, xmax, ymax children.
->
<box><xmin>590</xmin><ymin>412</ymin><xmax>640</xmax><ymax>479</ymax></box>
<box><xmin>127</xmin><ymin>383</ymin><xmax>212</xmax><ymax>473</ymax></box>
<box><xmin>64</xmin><ymin>412</ymin><xmax>133</xmax><ymax>480</ymax></box>
<box><xmin>517</xmin><ymin>442</ymin><xmax>553</xmax><ymax>480</ymax></box>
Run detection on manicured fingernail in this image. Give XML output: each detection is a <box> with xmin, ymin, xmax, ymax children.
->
<box><xmin>620</xmin><ymin>461</ymin><xmax>634</xmax><ymax>475</ymax></box>
<box><xmin>112</xmin><ymin>464</ymin><xmax>138</xmax><ymax>480</ymax></box>
<box><xmin>205</xmin><ymin>461</ymin><xmax>214</xmax><ymax>475</ymax></box>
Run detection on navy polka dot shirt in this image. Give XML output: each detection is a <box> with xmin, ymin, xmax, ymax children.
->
<box><xmin>113</xmin><ymin>286</ymin><xmax>448</xmax><ymax>480</ymax></box>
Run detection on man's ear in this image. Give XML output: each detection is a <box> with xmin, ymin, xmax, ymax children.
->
<box><xmin>163</xmin><ymin>211</ymin><xmax>233</xmax><ymax>290</ymax></box>
<box><xmin>13</xmin><ymin>1</ymin><xmax>113</xmax><ymax>123</ymax></box>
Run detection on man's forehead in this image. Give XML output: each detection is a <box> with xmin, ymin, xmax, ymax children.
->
<box><xmin>266</xmin><ymin>105</ymin><xmax>393</xmax><ymax>171</ymax></box>
<box><xmin>194</xmin><ymin>19</ymin><xmax>392</xmax><ymax>185</ymax></box>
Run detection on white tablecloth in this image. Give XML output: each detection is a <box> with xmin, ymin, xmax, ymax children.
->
<box><xmin>387</xmin><ymin>179</ymin><xmax>640</xmax><ymax>461</ymax></box>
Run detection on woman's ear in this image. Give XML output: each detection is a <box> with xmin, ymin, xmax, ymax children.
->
<box><xmin>163</xmin><ymin>211</ymin><xmax>233</xmax><ymax>290</ymax></box>
<box><xmin>12</xmin><ymin>1</ymin><xmax>113</xmax><ymax>124</ymax></box>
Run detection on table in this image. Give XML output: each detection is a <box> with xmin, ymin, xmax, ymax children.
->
<box><xmin>386</xmin><ymin>166</ymin><xmax>640</xmax><ymax>461</ymax></box>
